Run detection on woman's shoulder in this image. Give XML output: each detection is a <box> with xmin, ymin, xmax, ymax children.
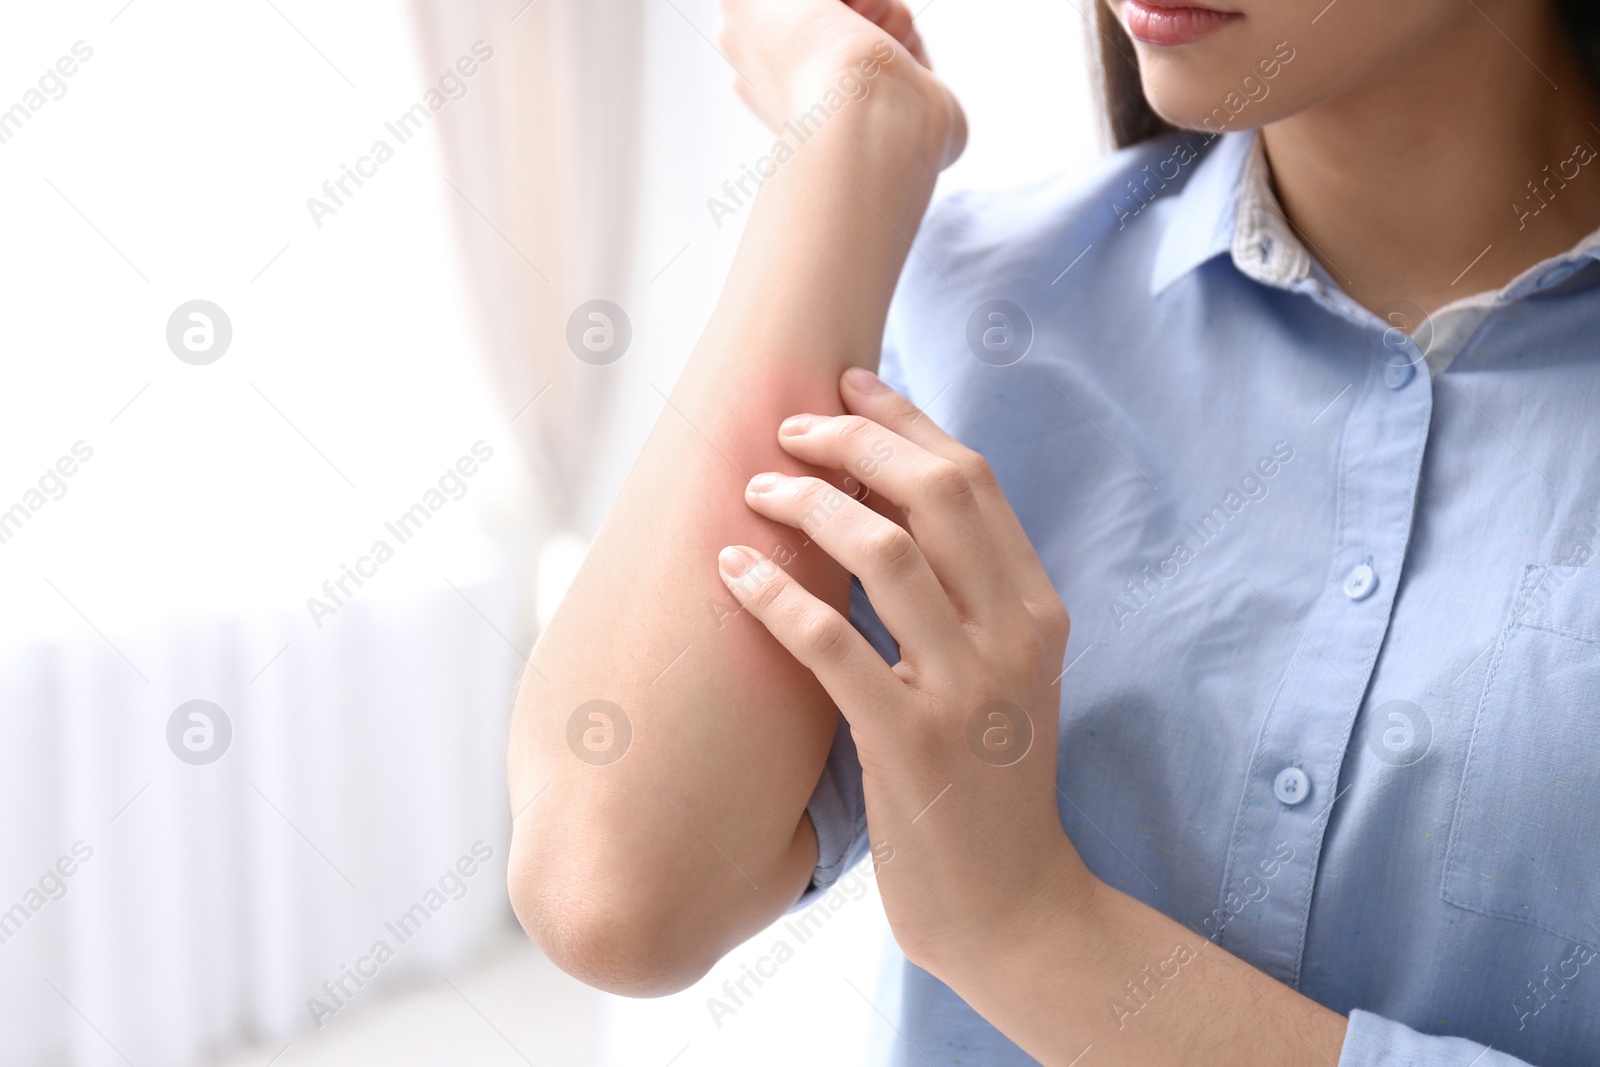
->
<box><xmin>878</xmin><ymin>131</ymin><xmax>1240</xmax><ymax>387</ymax></box>
<box><xmin>910</xmin><ymin>131</ymin><xmax>1225</xmax><ymax>289</ymax></box>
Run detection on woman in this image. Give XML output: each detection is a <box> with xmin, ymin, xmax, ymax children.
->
<box><xmin>509</xmin><ymin>0</ymin><xmax>1600</xmax><ymax>1063</ymax></box>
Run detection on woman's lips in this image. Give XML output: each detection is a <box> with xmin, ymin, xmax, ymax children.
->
<box><xmin>1122</xmin><ymin>0</ymin><xmax>1242</xmax><ymax>45</ymax></box>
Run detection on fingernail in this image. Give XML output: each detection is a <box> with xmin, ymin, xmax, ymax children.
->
<box><xmin>844</xmin><ymin>367</ymin><xmax>889</xmax><ymax>393</ymax></box>
<box><xmin>718</xmin><ymin>545</ymin><xmax>757</xmax><ymax>579</ymax></box>
<box><xmin>747</xmin><ymin>471</ymin><xmax>780</xmax><ymax>493</ymax></box>
<box><xmin>780</xmin><ymin>414</ymin><xmax>818</xmax><ymax>436</ymax></box>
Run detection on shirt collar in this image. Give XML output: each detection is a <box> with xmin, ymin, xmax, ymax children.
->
<box><xmin>1151</xmin><ymin>128</ymin><xmax>1600</xmax><ymax>307</ymax></box>
<box><xmin>1149</xmin><ymin>130</ymin><xmax>1257</xmax><ymax>297</ymax></box>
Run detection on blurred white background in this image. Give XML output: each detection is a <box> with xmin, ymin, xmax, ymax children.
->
<box><xmin>0</xmin><ymin>0</ymin><xmax>1100</xmax><ymax>1064</ymax></box>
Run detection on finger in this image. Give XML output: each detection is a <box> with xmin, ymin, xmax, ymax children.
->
<box><xmin>838</xmin><ymin>368</ymin><xmax>1066</xmax><ymax>632</ymax></box>
<box><xmin>842</xmin><ymin>0</ymin><xmax>930</xmax><ymax>66</ymax></box>
<box><xmin>874</xmin><ymin>4</ymin><xmax>928</xmax><ymax>66</ymax></box>
<box><xmin>718</xmin><ymin>545</ymin><xmax>904</xmax><ymax>723</ymax></box>
<box><xmin>904</xmin><ymin>27</ymin><xmax>930</xmax><ymax>69</ymax></box>
<box><xmin>774</xmin><ymin>412</ymin><xmax>1022</xmax><ymax>628</ymax></box>
<box><xmin>843</xmin><ymin>0</ymin><xmax>893</xmax><ymax>21</ymax></box>
<box><xmin>851</xmin><ymin>0</ymin><xmax>928</xmax><ymax>65</ymax></box>
<box><xmin>842</xmin><ymin>466</ymin><xmax>908</xmax><ymax>529</ymax></box>
<box><xmin>743</xmin><ymin>472</ymin><xmax>969</xmax><ymax>673</ymax></box>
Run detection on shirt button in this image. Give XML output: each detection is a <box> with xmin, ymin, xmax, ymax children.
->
<box><xmin>1343</xmin><ymin>563</ymin><xmax>1377</xmax><ymax>601</ymax></box>
<box><xmin>1384</xmin><ymin>360</ymin><xmax>1415</xmax><ymax>389</ymax></box>
<box><xmin>1274</xmin><ymin>767</ymin><xmax>1310</xmax><ymax>806</ymax></box>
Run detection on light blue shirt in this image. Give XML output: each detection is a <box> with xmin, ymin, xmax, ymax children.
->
<box><xmin>799</xmin><ymin>128</ymin><xmax>1600</xmax><ymax>1066</ymax></box>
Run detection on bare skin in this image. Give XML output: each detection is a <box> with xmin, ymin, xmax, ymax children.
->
<box><xmin>511</xmin><ymin>0</ymin><xmax>1600</xmax><ymax>1061</ymax></box>
<box><xmin>1117</xmin><ymin>0</ymin><xmax>1600</xmax><ymax>314</ymax></box>
<box><xmin>1262</xmin><ymin>13</ymin><xmax>1600</xmax><ymax>314</ymax></box>
<box><xmin>506</xmin><ymin>0</ymin><xmax>961</xmax><ymax>996</ymax></box>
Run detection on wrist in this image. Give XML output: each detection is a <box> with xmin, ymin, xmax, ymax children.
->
<box><xmin>922</xmin><ymin>833</ymin><xmax>1105</xmax><ymax>989</ymax></box>
<box><xmin>788</xmin><ymin>37</ymin><xmax>962</xmax><ymax>174</ymax></box>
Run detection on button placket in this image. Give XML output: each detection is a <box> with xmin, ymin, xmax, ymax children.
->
<box><xmin>1213</xmin><ymin>364</ymin><xmax>1434</xmax><ymax>985</ymax></box>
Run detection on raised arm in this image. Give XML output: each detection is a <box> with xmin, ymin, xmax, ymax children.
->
<box><xmin>506</xmin><ymin>0</ymin><xmax>963</xmax><ymax>996</ymax></box>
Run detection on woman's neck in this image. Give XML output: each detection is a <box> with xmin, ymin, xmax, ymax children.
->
<box><xmin>1261</xmin><ymin>3</ymin><xmax>1600</xmax><ymax>317</ymax></box>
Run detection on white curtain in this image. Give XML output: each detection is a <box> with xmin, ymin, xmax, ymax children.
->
<box><xmin>0</xmin><ymin>580</ymin><xmax>519</xmax><ymax>1066</ymax></box>
<box><xmin>1</xmin><ymin>2</ymin><xmax>578</xmax><ymax>1063</ymax></box>
<box><xmin>0</xmin><ymin>1</ymin><xmax>647</xmax><ymax>1060</ymax></box>
<box><xmin>408</xmin><ymin>0</ymin><xmax>645</xmax><ymax>543</ymax></box>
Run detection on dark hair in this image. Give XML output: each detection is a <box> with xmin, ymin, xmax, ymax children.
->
<box><xmin>1091</xmin><ymin>3</ymin><xmax>1174</xmax><ymax>149</ymax></box>
<box><xmin>1093</xmin><ymin>0</ymin><xmax>1600</xmax><ymax>150</ymax></box>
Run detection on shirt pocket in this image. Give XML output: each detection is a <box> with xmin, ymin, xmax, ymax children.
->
<box><xmin>1442</xmin><ymin>563</ymin><xmax>1600</xmax><ymax>946</ymax></box>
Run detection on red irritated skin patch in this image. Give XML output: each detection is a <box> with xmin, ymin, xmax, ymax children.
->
<box><xmin>673</xmin><ymin>353</ymin><xmax>883</xmax><ymax>614</ymax></box>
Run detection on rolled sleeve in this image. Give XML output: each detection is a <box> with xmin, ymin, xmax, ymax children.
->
<box><xmin>1339</xmin><ymin>1010</ymin><xmax>1538</xmax><ymax>1067</ymax></box>
<box><xmin>788</xmin><ymin>576</ymin><xmax>898</xmax><ymax>913</ymax></box>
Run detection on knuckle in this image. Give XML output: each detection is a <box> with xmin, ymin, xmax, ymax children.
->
<box><xmin>794</xmin><ymin>477</ymin><xmax>848</xmax><ymax>533</ymax></box>
<box><xmin>835</xmin><ymin>415</ymin><xmax>879</xmax><ymax>450</ymax></box>
<box><xmin>746</xmin><ymin>564</ymin><xmax>785</xmax><ymax>612</ymax></box>
<box><xmin>863</xmin><ymin>522</ymin><xmax>918</xmax><ymax>576</ymax></box>
<box><xmin>798</xmin><ymin>610</ymin><xmax>851</xmax><ymax>664</ymax></box>
<box><xmin>792</xmin><ymin>474</ymin><xmax>832</xmax><ymax>502</ymax></box>
<box><xmin>869</xmin><ymin>388</ymin><xmax>920</xmax><ymax>425</ymax></box>
<box><xmin>1036</xmin><ymin>598</ymin><xmax>1071</xmax><ymax>646</ymax></box>
<box><xmin>953</xmin><ymin>448</ymin><xmax>998</xmax><ymax>490</ymax></box>
<box><xmin>921</xmin><ymin>458</ymin><xmax>974</xmax><ymax>508</ymax></box>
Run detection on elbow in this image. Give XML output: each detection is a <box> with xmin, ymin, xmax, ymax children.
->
<box><xmin>508</xmin><ymin>846</ymin><xmax>718</xmax><ymax>998</ymax></box>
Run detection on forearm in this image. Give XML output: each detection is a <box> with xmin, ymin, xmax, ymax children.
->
<box><xmin>508</xmin><ymin>60</ymin><xmax>947</xmax><ymax>993</ymax></box>
<box><xmin>937</xmin><ymin>842</ymin><xmax>1349</xmax><ymax>1066</ymax></box>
